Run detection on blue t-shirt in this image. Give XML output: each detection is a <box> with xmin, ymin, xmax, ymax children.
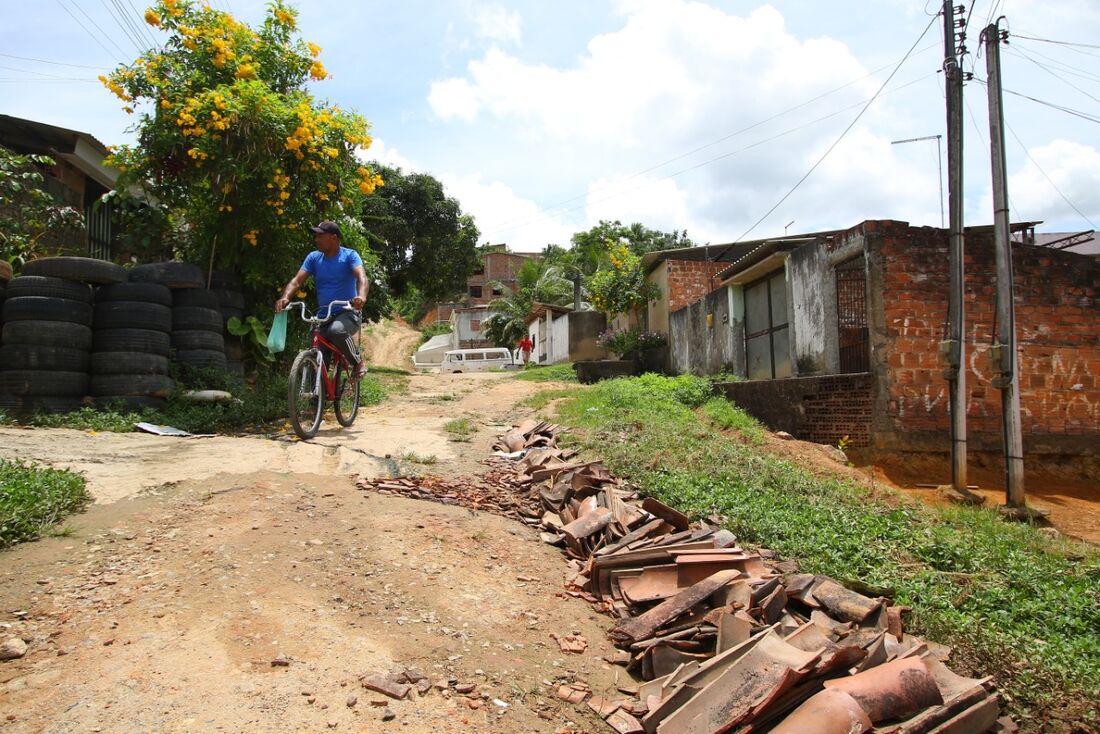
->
<box><xmin>301</xmin><ymin>247</ymin><xmax>363</xmax><ymax>315</ymax></box>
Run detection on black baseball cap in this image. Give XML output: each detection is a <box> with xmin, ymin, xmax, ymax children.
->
<box><xmin>309</xmin><ymin>220</ymin><xmax>341</xmax><ymax>236</ymax></box>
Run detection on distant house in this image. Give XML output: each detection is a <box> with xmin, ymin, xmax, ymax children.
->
<box><xmin>449</xmin><ymin>304</ymin><xmax>494</xmax><ymax>349</ymax></box>
<box><xmin>0</xmin><ymin>114</ymin><xmax>122</xmax><ymax>260</ymax></box>
<box><xmin>667</xmin><ymin>219</ymin><xmax>1098</xmax><ymax>474</ymax></box>
<box><xmin>524</xmin><ymin>303</ymin><xmax>608</xmax><ymax>365</ymax></box>
<box><xmin>466</xmin><ymin>246</ymin><xmax>534</xmax><ymax>306</ymax></box>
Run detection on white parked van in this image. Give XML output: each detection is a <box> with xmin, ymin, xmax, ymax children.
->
<box><xmin>439</xmin><ymin>348</ymin><xmax>514</xmax><ymax>373</ymax></box>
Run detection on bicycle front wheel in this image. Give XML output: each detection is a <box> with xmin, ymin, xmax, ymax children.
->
<box><xmin>333</xmin><ymin>361</ymin><xmax>360</xmax><ymax>427</ymax></box>
<box><xmin>288</xmin><ymin>349</ymin><xmax>324</xmax><ymax>440</ymax></box>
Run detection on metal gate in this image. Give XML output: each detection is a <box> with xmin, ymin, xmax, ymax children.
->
<box><xmin>836</xmin><ymin>254</ymin><xmax>869</xmax><ymax>373</ymax></box>
<box><xmin>85</xmin><ymin>199</ymin><xmax>113</xmax><ymax>261</ymax></box>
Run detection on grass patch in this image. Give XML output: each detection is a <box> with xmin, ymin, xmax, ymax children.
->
<box><xmin>443</xmin><ymin>417</ymin><xmax>476</xmax><ymax>442</ymax></box>
<box><xmin>518</xmin><ymin>387</ymin><xmax>580</xmax><ymax>411</ymax></box>
<box><xmin>701</xmin><ymin>396</ymin><xmax>765</xmax><ymax>444</ymax></box>
<box><xmin>1</xmin><ymin>459</ymin><xmax>90</xmax><ymax>548</ymax></box>
<box><xmin>0</xmin><ymin>365</ymin><xmax>397</xmax><ymax>435</ymax></box>
<box><xmin>549</xmin><ymin>374</ymin><xmax>1100</xmax><ymax>730</ymax></box>
<box><xmin>400</xmin><ymin>451</ymin><xmax>438</xmax><ymax>465</ymax></box>
<box><xmin>514</xmin><ymin>363</ymin><xmax>578</xmax><ymax>382</ymax></box>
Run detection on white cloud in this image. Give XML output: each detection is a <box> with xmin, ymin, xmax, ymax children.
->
<box><xmin>441</xmin><ymin>173</ymin><xmax>575</xmax><ymax>252</ymax></box>
<box><xmin>469</xmin><ymin>3</ymin><xmax>522</xmax><ymax>45</ymax></box>
<box><xmin>980</xmin><ymin>139</ymin><xmax>1100</xmax><ymax>228</ymax></box>
<box><xmin>358</xmin><ymin>138</ymin><xmax>419</xmax><ymax>172</ymax></box>
<box><xmin>427</xmin><ymin>77</ymin><xmax>480</xmax><ymax>121</ymax></box>
<box><xmin>585</xmin><ymin>174</ymin><xmax>695</xmax><ymax>237</ymax></box>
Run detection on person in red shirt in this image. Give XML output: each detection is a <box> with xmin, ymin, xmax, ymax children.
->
<box><xmin>518</xmin><ymin>335</ymin><xmax>533</xmax><ymax>364</ymax></box>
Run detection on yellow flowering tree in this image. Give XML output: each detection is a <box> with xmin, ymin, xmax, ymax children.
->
<box><xmin>102</xmin><ymin>0</ymin><xmax>383</xmax><ymax>293</ymax></box>
<box><xmin>586</xmin><ymin>243</ymin><xmax>660</xmax><ymax>318</ymax></box>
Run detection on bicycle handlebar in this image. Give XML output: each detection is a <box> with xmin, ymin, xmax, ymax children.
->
<box><xmin>285</xmin><ymin>300</ymin><xmax>356</xmax><ymax>324</ymax></box>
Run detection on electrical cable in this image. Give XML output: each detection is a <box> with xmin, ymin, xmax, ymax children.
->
<box><xmin>491</xmin><ymin>41</ymin><xmax>941</xmax><ymax>233</ymax></box>
<box><xmin>1006</xmin><ymin>44</ymin><xmax>1100</xmax><ymax>105</ymax></box>
<box><xmin>0</xmin><ymin>53</ymin><xmax>105</xmax><ymax>70</ymax></box>
<box><xmin>66</xmin><ymin>0</ymin><xmax>132</xmax><ymax>60</ymax></box>
<box><xmin>728</xmin><ymin>11</ymin><xmax>941</xmax><ymax>246</ymax></box>
<box><xmin>53</xmin><ymin>0</ymin><xmax>123</xmax><ymax>65</ymax></box>
<box><xmin>0</xmin><ymin>64</ymin><xmax>97</xmax><ymax>79</ymax></box>
<box><xmin>971</xmin><ymin>77</ymin><xmax>1100</xmax><ymax>124</ymax></box>
<box><xmin>105</xmin><ymin>0</ymin><xmax>152</xmax><ymax>52</ymax></box>
<box><xmin>1010</xmin><ymin>33</ymin><xmax>1100</xmax><ymax>50</ymax></box>
<box><xmin>1005</xmin><ymin>121</ymin><xmax>1097</xmax><ymax>229</ymax></box>
<box><xmin>122</xmin><ymin>0</ymin><xmax>160</xmax><ymax>46</ymax></box>
<box><xmin>99</xmin><ymin>0</ymin><xmax>144</xmax><ymax>54</ymax></box>
<box><xmin>1007</xmin><ymin>42</ymin><xmax>1100</xmax><ymax>85</ymax></box>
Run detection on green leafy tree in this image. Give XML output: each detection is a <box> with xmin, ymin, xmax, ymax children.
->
<box><xmin>101</xmin><ymin>0</ymin><xmax>383</xmax><ymax>294</ymax></box>
<box><xmin>481</xmin><ymin>259</ymin><xmax>575</xmax><ymax>348</ymax></box>
<box><xmin>561</xmin><ymin>220</ymin><xmax>695</xmax><ymax>276</ymax></box>
<box><xmin>0</xmin><ymin>148</ymin><xmax>84</xmax><ymax>265</ymax></box>
<box><xmin>359</xmin><ymin>163</ymin><xmax>480</xmax><ymax>300</ymax></box>
<box><xmin>587</xmin><ymin>243</ymin><xmax>660</xmax><ymax>319</ymax></box>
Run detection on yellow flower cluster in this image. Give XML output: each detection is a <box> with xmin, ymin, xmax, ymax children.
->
<box><xmin>243</xmin><ymin>230</ymin><xmax>258</xmax><ymax>246</ymax></box>
<box><xmin>163</xmin><ymin>0</ymin><xmax>182</xmax><ymax>18</ymax></box>
<box><xmin>186</xmin><ymin>147</ymin><xmax>209</xmax><ymax>161</ymax></box>
<box><xmin>274</xmin><ymin>8</ymin><xmax>296</xmax><ymax>28</ymax></box>
<box><xmin>145</xmin><ymin>9</ymin><xmax>161</xmax><ymax>26</ymax></box>
<box><xmin>98</xmin><ymin>74</ymin><xmax>132</xmax><ymax>102</ymax></box>
<box><xmin>356</xmin><ymin>166</ymin><xmax>383</xmax><ymax>194</ymax></box>
<box><xmin>309</xmin><ymin>60</ymin><xmax>327</xmax><ymax>81</ymax></box>
<box><xmin>307</xmin><ymin>41</ymin><xmax>321</xmax><ymax>57</ymax></box>
<box><xmin>235</xmin><ymin>63</ymin><xmax>256</xmax><ymax>79</ymax></box>
<box><xmin>265</xmin><ymin>169</ymin><xmax>291</xmax><ymax>215</ymax></box>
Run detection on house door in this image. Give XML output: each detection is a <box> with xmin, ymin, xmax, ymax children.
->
<box><xmin>835</xmin><ymin>255</ymin><xmax>869</xmax><ymax>373</ymax></box>
<box><xmin>744</xmin><ymin>270</ymin><xmax>791</xmax><ymax>380</ymax></box>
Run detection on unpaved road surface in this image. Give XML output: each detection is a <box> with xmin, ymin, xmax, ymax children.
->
<box><xmin>0</xmin><ymin>373</ymin><xmax>621</xmax><ymax>733</ymax></box>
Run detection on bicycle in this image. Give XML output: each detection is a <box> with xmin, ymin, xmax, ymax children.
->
<box><xmin>284</xmin><ymin>300</ymin><xmax>362</xmax><ymax>440</ymax></box>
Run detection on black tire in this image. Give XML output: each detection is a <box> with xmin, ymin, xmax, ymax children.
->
<box><xmin>0</xmin><ymin>370</ymin><xmax>89</xmax><ymax>397</ymax></box>
<box><xmin>334</xmin><ymin>362</ymin><xmax>360</xmax><ymax>427</ymax></box>
<box><xmin>209</xmin><ymin>270</ymin><xmax>242</xmax><ymax>290</ymax></box>
<box><xmin>220</xmin><ymin>307</ymin><xmax>244</xmax><ymax>324</ymax></box>
<box><xmin>90</xmin><ymin>373</ymin><xmax>173</xmax><ymax>397</ymax></box>
<box><xmin>172</xmin><ymin>330</ymin><xmax>224</xmax><ymax>352</ymax></box>
<box><xmin>172</xmin><ymin>288</ymin><xmax>220</xmax><ymax>309</ymax></box>
<box><xmin>172</xmin><ymin>306</ymin><xmax>222</xmax><ymax>333</ymax></box>
<box><xmin>288</xmin><ymin>349</ymin><xmax>324</xmax><ymax>440</ymax></box>
<box><xmin>173</xmin><ymin>349</ymin><xmax>228</xmax><ymax>369</ymax></box>
<box><xmin>0</xmin><ymin>394</ymin><xmax>87</xmax><ymax>415</ymax></box>
<box><xmin>0</xmin><ymin>345</ymin><xmax>90</xmax><ymax>372</ymax></box>
<box><xmin>92</xmin><ymin>328</ymin><xmax>171</xmax><ymax>356</ymax></box>
<box><xmin>3</xmin><ymin>296</ymin><xmax>93</xmax><ymax>326</ymax></box>
<box><xmin>93</xmin><ymin>301</ymin><xmax>172</xmax><ymax>332</ymax></box>
<box><xmin>6</xmin><ymin>275</ymin><xmax>93</xmax><ymax>303</ymax></box>
<box><xmin>95</xmin><ymin>282</ymin><xmax>172</xmax><ymax>307</ymax></box>
<box><xmin>2</xmin><ymin>320</ymin><xmax>93</xmax><ymax>349</ymax></box>
<box><xmin>129</xmin><ymin>261</ymin><xmax>203</xmax><ymax>289</ymax></box>
<box><xmin>90</xmin><ymin>352</ymin><xmax>170</xmax><ymax>375</ymax></box>
<box><xmin>22</xmin><ymin>257</ymin><xmax>126</xmax><ymax>285</ymax></box>
<box><xmin>213</xmin><ymin>289</ymin><xmax>246</xmax><ymax>309</ymax></box>
<box><xmin>94</xmin><ymin>395</ymin><xmax>166</xmax><ymax>412</ymax></box>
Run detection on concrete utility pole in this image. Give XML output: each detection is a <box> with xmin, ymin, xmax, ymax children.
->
<box><xmin>942</xmin><ymin>0</ymin><xmax>968</xmax><ymax>492</ymax></box>
<box><xmin>984</xmin><ymin>20</ymin><xmax>1027</xmax><ymax>509</ymax></box>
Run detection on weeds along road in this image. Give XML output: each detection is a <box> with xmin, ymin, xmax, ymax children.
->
<box><xmin>0</xmin><ymin>372</ymin><xmax>619</xmax><ymax>733</ymax></box>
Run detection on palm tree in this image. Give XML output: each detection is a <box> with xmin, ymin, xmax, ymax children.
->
<box><xmin>480</xmin><ymin>260</ymin><xmax>580</xmax><ymax>348</ymax></box>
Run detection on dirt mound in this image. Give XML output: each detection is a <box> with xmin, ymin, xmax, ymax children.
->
<box><xmin>361</xmin><ymin>317</ymin><xmax>422</xmax><ymax>371</ymax></box>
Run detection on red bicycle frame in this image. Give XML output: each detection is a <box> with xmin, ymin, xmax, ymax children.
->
<box><xmin>309</xmin><ymin>327</ymin><xmax>350</xmax><ymax>402</ymax></box>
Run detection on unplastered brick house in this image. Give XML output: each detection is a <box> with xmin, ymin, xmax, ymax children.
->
<box><xmin>667</xmin><ymin>219</ymin><xmax>1099</xmax><ymax>475</ymax></box>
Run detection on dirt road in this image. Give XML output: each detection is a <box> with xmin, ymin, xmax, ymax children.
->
<box><xmin>0</xmin><ymin>372</ymin><xmax>621</xmax><ymax>733</ymax></box>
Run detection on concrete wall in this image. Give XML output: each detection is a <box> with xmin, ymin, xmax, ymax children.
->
<box><xmin>451</xmin><ymin>309</ymin><xmax>493</xmax><ymax>349</ymax></box>
<box><xmin>647</xmin><ymin>261</ymin><xmax>672</xmax><ymax>334</ymax></box>
<box><xmin>548</xmin><ymin>313</ymin><xmax>570</xmax><ymax>364</ymax></box>
<box><xmin>568</xmin><ymin>310</ymin><xmax>609</xmax><ymax>362</ymax></box>
<box><xmin>718</xmin><ymin>374</ymin><xmax>874</xmax><ymax>447</ymax></box>
<box><xmin>788</xmin><ymin>244</ymin><xmax>831</xmax><ymax>376</ymax></box>
<box><xmin>669</xmin><ymin>288</ymin><xmax>738</xmax><ymax>375</ymax></box>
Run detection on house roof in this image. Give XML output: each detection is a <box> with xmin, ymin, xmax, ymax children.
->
<box><xmin>0</xmin><ymin>114</ymin><xmax>117</xmax><ymax>190</ymax></box>
<box><xmin>641</xmin><ymin>228</ymin><xmax>846</xmax><ymax>275</ymax></box>
<box><xmin>525</xmin><ymin>302</ymin><xmax>572</xmax><ymax>325</ymax></box>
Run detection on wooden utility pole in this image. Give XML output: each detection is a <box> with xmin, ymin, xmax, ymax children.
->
<box><xmin>942</xmin><ymin>0</ymin><xmax>968</xmax><ymax>491</ymax></box>
<box><xmin>983</xmin><ymin>20</ymin><xmax>1027</xmax><ymax>508</ymax></box>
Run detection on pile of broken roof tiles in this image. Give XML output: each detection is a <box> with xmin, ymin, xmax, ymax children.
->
<box><xmin>360</xmin><ymin>420</ymin><xmax>1012</xmax><ymax>734</ymax></box>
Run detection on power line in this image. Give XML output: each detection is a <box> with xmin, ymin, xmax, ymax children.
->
<box><xmin>1007</xmin><ymin>44</ymin><xmax>1100</xmax><ymax>105</ymax></box>
<box><xmin>0</xmin><ymin>78</ymin><xmax>99</xmax><ymax>83</ymax></box>
<box><xmin>53</xmin><ymin>0</ymin><xmax>123</xmax><ymax>65</ymax></box>
<box><xmin>1008</xmin><ymin>42</ymin><xmax>1100</xmax><ymax>85</ymax></box>
<box><xmin>1005</xmin><ymin>121</ymin><xmax>1097</xmax><ymax>229</ymax></box>
<box><xmin>0</xmin><ymin>63</ymin><xmax>97</xmax><ymax>79</ymax></box>
<box><xmin>99</xmin><ymin>0</ymin><xmax>146</xmax><ymax>55</ymax></box>
<box><xmin>122</xmin><ymin>0</ymin><xmax>160</xmax><ymax>47</ymax></box>
<box><xmin>491</xmin><ymin>41</ymin><xmax>941</xmax><ymax>233</ymax></box>
<box><xmin>729</xmin><ymin>10</ymin><xmax>941</xmax><ymax>245</ymax></box>
<box><xmin>1010</xmin><ymin>33</ymin><xmax>1100</xmax><ymax>50</ymax></box>
<box><xmin>0</xmin><ymin>53</ymin><xmax>106</xmax><ymax>70</ymax></box>
<box><xmin>972</xmin><ymin>77</ymin><xmax>1100</xmax><ymax>124</ymax></box>
<box><xmin>66</xmin><ymin>0</ymin><xmax>132</xmax><ymax>61</ymax></box>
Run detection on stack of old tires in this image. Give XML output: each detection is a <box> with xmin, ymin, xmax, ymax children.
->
<box><xmin>210</xmin><ymin>271</ymin><xmax>246</xmax><ymax>379</ymax></box>
<box><xmin>129</xmin><ymin>261</ymin><xmax>227</xmax><ymax>380</ymax></box>
<box><xmin>0</xmin><ymin>257</ymin><xmax>125</xmax><ymax>414</ymax></box>
<box><xmin>0</xmin><ymin>261</ymin><xmax>10</xmax><ymax>320</ymax></box>
<box><xmin>91</xmin><ymin>281</ymin><xmax>174</xmax><ymax>411</ymax></box>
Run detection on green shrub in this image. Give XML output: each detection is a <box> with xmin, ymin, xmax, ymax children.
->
<box><xmin>1</xmin><ymin>459</ymin><xmax>89</xmax><ymax>548</ymax></box>
<box><xmin>420</xmin><ymin>322</ymin><xmax>453</xmax><ymax>344</ymax></box>
<box><xmin>515</xmin><ymin>363</ymin><xmax>578</xmax><ymax>382</ymax></box>
<box><xmin>702</xmin><ymin>397</ymin><xmax>765</xmax><ymax>444</ymax></box>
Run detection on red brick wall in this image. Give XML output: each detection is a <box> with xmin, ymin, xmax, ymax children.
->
<box><xmin>876</xmin><ymin>223</ymin><xmax>1100</xmax><ymax>441</ymax></box>
<box><xmin>466</xmin><ymin>252</ymin><xmax>532</xmax><ymax>306</ymax></box>
<box><xmin>666</xmin><ymin>260</ymin><xmax>727</xmax><ymax>312</ymax></box>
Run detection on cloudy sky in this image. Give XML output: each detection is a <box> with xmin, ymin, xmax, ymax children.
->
<box><xmin>3</xmin><ymin>0</ymin><xmax>1098</xmax><ymax>251</ymax></box>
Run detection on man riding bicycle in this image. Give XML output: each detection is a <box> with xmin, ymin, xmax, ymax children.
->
<box><xmin>275</xmin><ymin>220</ymin><xmax>369</xmax><ymax>379</ymax></box>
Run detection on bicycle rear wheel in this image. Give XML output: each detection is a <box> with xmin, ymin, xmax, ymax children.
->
<box><xmin>333</xmin><ymin>361</ymin><xmax>360</xmax><ymax>427</ymax></box>
<box><xmin>288</xmin><ymin>349</ymin><xmax>324</xmax><ymax>439</ymax></box>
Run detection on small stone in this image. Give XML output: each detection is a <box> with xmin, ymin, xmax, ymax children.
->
<box><xmin>381</xmin><ymin>708</ymin><xmax>395</xmax><ymax>722</ymax></box>
<box><xmin>346</xmin><ymin>694</ymin><xmax>357</xmax><ymax>708</ymax></box>
<box><xmin>306</xmin><ymin>696</ymin><xmax>316</xmax><ymax>704</ymax></box>
<box><xmin>454</xmin><ymin>682</ymin><xmax>476</xmax><ymax>694</ymax></box>
<box><xmin>270</xmin><ymin>656</ymin><xmax>290</xmax><ymax>667</ymax></box>
<box><xmin>0</xmin><ymin>637</ymin><xmax>28</xmax><ymax>660</ymax></box>
<box><xmin>327</xmin><ymin>720</ymin><xmax>338</xmax><ymax>729</ymax></box>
